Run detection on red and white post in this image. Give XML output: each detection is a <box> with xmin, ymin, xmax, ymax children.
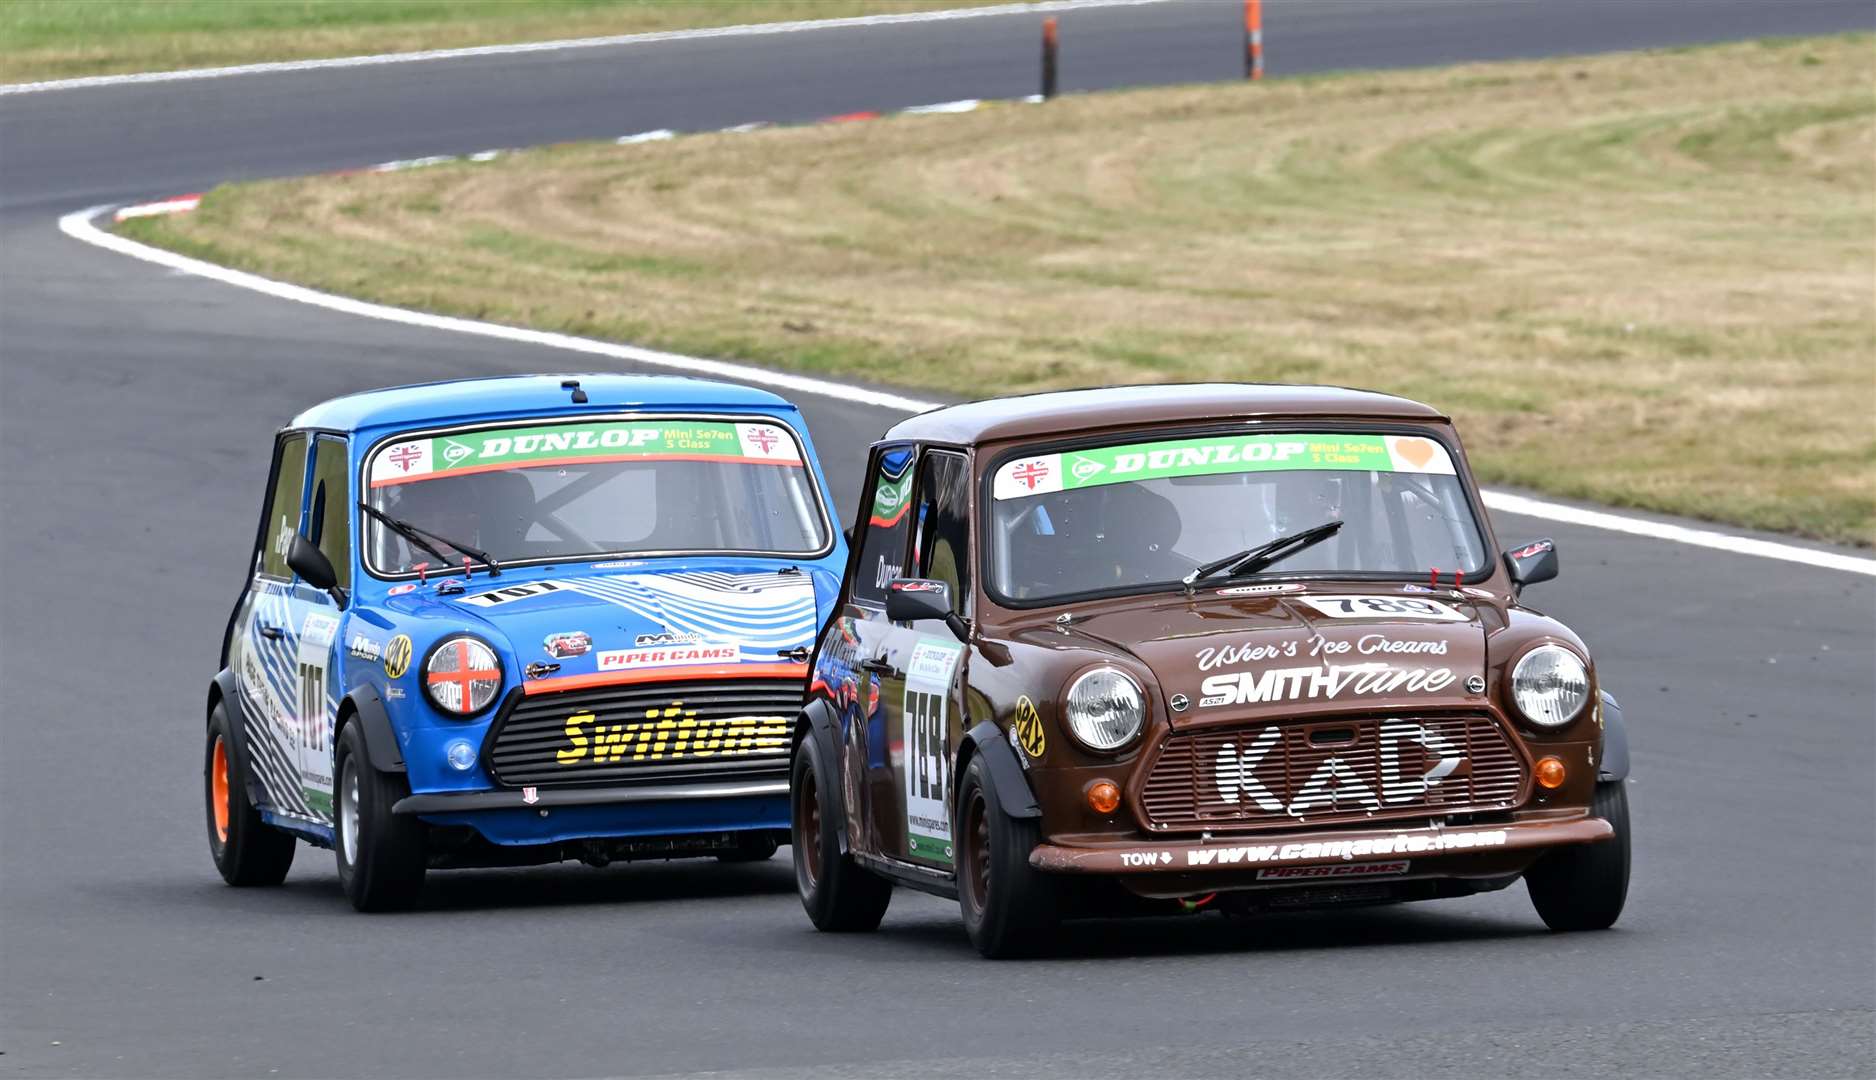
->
<box><xmin>1244</xmin><ymin>0</ymin><xmax>1263</xmax><ymax>81</ymax></box>
<box><xmin>1041</xmin><ymin>15</ymin><xmax>1060</xmax><ymax>99</ymax></box>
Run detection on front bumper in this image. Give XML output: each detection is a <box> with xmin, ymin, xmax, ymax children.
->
<box><xmin>392</xmin><ymin>778</ymin><xmax>788</xmax><ymax>846</ymax></box>
<box><xmin>393</xmin><ymin>777</ymin><xmax>787</xmax><ymax>815</ymax></box>
<box><xmin>1030</xmin><ymin>810</ymin><xmax>1611</xmax><ymax>892</ymax></box>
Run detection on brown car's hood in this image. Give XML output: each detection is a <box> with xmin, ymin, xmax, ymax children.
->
<box><xmin>1053</xmin><ymin>587</ymin><xmax>1488</xmax><ymax>726</ymax></box>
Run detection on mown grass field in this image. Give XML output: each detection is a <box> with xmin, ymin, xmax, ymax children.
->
<box><xmin>0</xmin><ymin>0</ymin><xmax>985</xmax><ymax>82</ymax></box>
<box><xmin>123</xmin><ymin>35</ymin><xmax>1876</xmax><ymax>544</ymax></box>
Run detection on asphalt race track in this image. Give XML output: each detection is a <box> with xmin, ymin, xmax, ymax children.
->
<box><xmin>2</xmin><ymin>2</ymin><xmax>1873</xmax><ymax>1076</ymax></box>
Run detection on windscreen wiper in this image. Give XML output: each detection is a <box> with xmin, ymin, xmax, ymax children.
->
<box><xmin>359</xmin><ymin>503</ymin><xmax>502</xmax><ymax>577</ymax></box>
<box><xmin>1182</xmin><ymin>520</ymin><xmax>1344</xmax><ymax>593</ymax></box>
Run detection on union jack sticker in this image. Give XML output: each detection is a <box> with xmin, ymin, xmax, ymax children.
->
<box><xmin>735</xmin><ymin>423</ymin><xmax>801</xmax><ymax>463</ymax></box>
<box><xmin>375</xmin><ymin>439</ymin><xmax>432</xmax><ymax>482</ymax></box>
<box><xmin>992</xmin><ymin>454</ymin><xmax>1063</xmax><ymax>500</ymax></box>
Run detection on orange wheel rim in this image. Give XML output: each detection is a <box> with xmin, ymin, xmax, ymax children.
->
<box><xmin>211</xmin><ymin>737</ymin><xmax>231</xmax><ymax>843</ymax></box>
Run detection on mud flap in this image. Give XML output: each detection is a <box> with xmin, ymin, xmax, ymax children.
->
<box><xmin>962</xmin><ymin>721</ymin><xmax>1041</xmax><ymax>819</ymax></box>
<box><xmin>343</xmin><ymin>685</ymin><xmax>406</xmax><ymax>773</ymax></box>
<box><xmin>210</xmin><ymin>668</ymin><xmax>265</xmax><ymax>805</ymax></box>
<box><xmin>801</xmin><ymin>698</ymin><xmax>848</xmax><ymax>854</ymax></box>
<box><xmin>1598</xmin><ymin>690</ymin><xmax>1629</xmax><ymax>782</ymax></box>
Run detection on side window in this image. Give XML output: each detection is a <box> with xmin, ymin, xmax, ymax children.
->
<box><xmin>258</xmin><ymin>433</ymin><xmax>309</xmax><ymax>579</ymax></box>
<box><xmin>912</xmin><ymin>450</ymin><xmax>970</xmax><ymax>614</ymax></box>
<box><xmin>850</xmin><ymin>445</ymin><xmax>917</xmax><ymax>608</ymax></box>
<box><xmin>307</xmin><ymin>435</ymin><xmax>352</xmax><ymax>590</ymax></box>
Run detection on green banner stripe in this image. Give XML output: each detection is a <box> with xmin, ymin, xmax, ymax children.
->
<box><xmin>1068</xmin><ymin>434</ymin><xmax>1392</xmax><ymax>488</ymax></box>
<box><xmin>995</xmin><ymin>432</ymin><xmax>1452</xmax><ymax>499</ymax></box>
<box><xmin>373</xmin><ymin>420</ymin><xmax>805</xmax><ymax>486</ymax></box>
<box><xmin>434</xmin><ymin>422</ymin><xmax>738</xmax><ymax>472</ymax></box>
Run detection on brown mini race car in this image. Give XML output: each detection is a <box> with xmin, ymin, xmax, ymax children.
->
<box><xmin>791</xmin><ymin>384</ymin><xmax>1630</xmax><ymax>957</ymax></box>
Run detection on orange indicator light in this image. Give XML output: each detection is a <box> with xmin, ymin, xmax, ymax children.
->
<box><xmin>1535</xmin><ymin>756</ymin><xmax>1567</xmax><ymax>789</ymax></box>
<box><xmin>1087</xmin><ymin>780</ymin><xmax>1121</xmax><ymax>815</ymax></box>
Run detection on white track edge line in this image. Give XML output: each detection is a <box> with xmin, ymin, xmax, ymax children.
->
<box><xmin>59</xmin><ymin>204</ymin><xmax>1876</xmax><ymax>577</ymax></box>
<box><xmin>2</xmin><ymin>0</ymin><xmax>1170</xmax><ymax>96</ymax></box>
<box><xmin>60</xmin><ymin>204</ymin><xmax>941</xmax><ymax>415</ymax></box>
<box><xmin>1478</xmin><ymin>492</ymin><xmax>1874</xmax><ymax>576</ymax></box>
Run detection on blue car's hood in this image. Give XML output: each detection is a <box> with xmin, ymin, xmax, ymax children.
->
<box><xmin>403</xmin><ymin>565</ymin><xmax>826</xmax><ymax>676</ymax></box>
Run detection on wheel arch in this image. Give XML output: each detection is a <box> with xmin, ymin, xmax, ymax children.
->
<box><xmin>798</xmin><ymin>698</ymin><xmax>849</xmax><ymax>855</ymax></box>
<box><xmin>957</xmin><ymin>721</ymin><xmax>1041</xmax><ymax>820</ymax></box>
<box><xmin>1597</xmin><ymin>690</ymin><xmax>1630</xmax><ymax>782</ymax></box>
<box><xmin>338</xmin><ymin>684</ymin><xmax>407</xmax><ymax>774</ymax></box>
<box><xmin>208</xmin><ymin>668</ymin><xmax>266</xmax><ymax>806</ymax></box>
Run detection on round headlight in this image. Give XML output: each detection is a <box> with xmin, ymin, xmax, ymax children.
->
<box><xmin>1511</xmin><ymin>645</ymin><xmax>1589</xmax><ymax>728</ymax></box>
<box><xmin>1064</xmin><ymin>667</ymin><xmax>1145</xmax><ymax>751</ymax></box>
<box><xmin>424</xmin><ymin>636</ymin><xmax>503</xmax><ymax>716</ymax></box>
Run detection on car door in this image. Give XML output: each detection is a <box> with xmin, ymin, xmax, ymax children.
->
<box><xmin>843</xmin><ymin>445</ymin><xmax>916</xmax><ymax>858</ymax></box>
<box><xmin>277</xmin><ymin>434</ymin><xmax>352</xmax><ymax>822</ymax></box>
<box><xmin>875</xmin><ymin>448</ymin><xmax>973</xmax><ymax>869</ymax></box>
<box><xmin>231</xmin><ymin>431</ymin><xmax>316</xmax><ymax>822</ymax></box>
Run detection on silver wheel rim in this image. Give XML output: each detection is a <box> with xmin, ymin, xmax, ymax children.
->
<box><xmin>339</xmin><ymin>758</ymin><xmax>361</xmax><ymax>866</ymax></box>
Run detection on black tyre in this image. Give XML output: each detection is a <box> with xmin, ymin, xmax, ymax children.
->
<box><xmin>792</xmin><ymin>735</ymin><xmax>891</xmax><ymax>931</ymax></box>
<box><xmin>718</xmin><ymin>833</ymin><xmax>780</xmax><ymax>863</ymax></box>
<box><xmin>334</xmin><ymin>722</ymin><xmax>427</xmax><ymax>912</ymax></box>
<box><xmin>205</xmin><ymin>703</ymin><xmax>296</xmax><ymax>886</ymax></box>
<box><xmin>956</xmin><ymin>754</ymin><xmax>1057</xmax><ymax>958</ymax></box>
<box><xmin>1526</xmin><ymin>779</ymin><xmax>1631</xmax><ymax>931</ymax></box>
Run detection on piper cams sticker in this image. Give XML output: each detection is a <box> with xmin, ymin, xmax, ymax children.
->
<box><xmin>595</xmin><ymin>643</ymin><xmax>740</xmax><ymax>670</ymax></box>
<box><xmin>370</xmin><ymin>419</ymin><xmax>803</xmax><ymax>487</ymax></box>
<box><xmin>903</xmin><ymin>638</ymin><xmax>964</xmax><ymax>866</ymax></box>
<box><xmin>992</xmin><ymin>433</ymin><xmax>1455</xmax><ymax>500</ymax></box>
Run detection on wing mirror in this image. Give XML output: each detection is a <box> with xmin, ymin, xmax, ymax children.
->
<box><xmin>1504</xmin><ymin>538</ymin><xmax>1558</xmax><ymax>596</ymax></box>
<box><xmin>288</xmin><ymin>534</ymin><xmax>349</xmax><ymax>610</ymax></box>
<box><xmin>886</xmin><ymin>578</ymin><xmax>969</xmax><ymax>643</ymax></box>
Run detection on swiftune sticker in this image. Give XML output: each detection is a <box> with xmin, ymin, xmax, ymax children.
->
<box><xmin>556</xmin><ymin>707</ymin><xmax>788</xmax><ymax>765</ymax></box>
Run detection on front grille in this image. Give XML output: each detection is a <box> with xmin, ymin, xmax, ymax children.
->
<box><xmin>1139</xmin><ymin>712</ymin><xmax>1527</xmax><ymax>833</ymax></box>
<box><xmin>485</xmin><ymin>677</ymin><xmax>801</xmax><ymax>788</ymax></box>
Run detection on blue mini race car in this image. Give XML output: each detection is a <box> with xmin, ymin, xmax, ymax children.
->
<box><xmin>204</xmin><ymin>374</ymin><xmax>846</xmax><ymax>910</ymax></box>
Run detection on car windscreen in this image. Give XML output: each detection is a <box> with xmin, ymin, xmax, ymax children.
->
<box><xmin>363</xmin><ymin>417</ymin><xmax>829</xmax><ymax>575</ymax></box>
<box><xmin>985</xmin><ymin>430</ymin><xmax>1489</xmax><ymax>603</ymax></box>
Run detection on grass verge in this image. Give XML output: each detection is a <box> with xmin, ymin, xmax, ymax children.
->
<box><xmin>0</xmin><ymin>0</ymin><xmax>990</xmax><ymax>83</ymax></box>
<box><xmin>122</xmin><ymin>35</ymin><xmax>1876</xmax><ymax>544</ymax></box>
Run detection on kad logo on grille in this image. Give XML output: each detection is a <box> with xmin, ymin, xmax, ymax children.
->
<box><xmin>1215</xmin><ymin>720</ymin><xmax>1466</xmax><ymax>816</ymax></box>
